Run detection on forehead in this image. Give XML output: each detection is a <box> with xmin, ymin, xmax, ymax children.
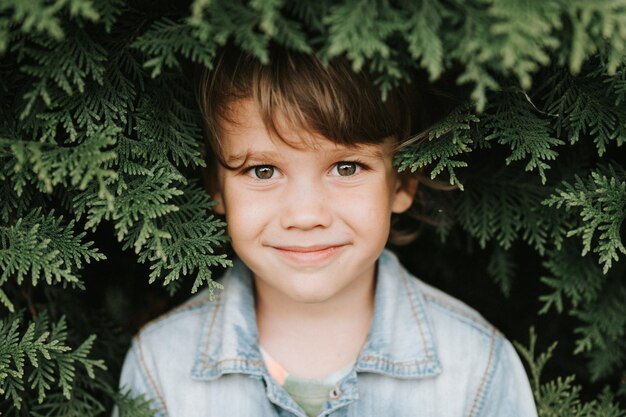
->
<box><xmin>218</xmin><ymin>99</ymin><xmax>394</xmax><ymax>162</ymax></box>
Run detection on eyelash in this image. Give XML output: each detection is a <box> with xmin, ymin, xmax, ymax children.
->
<box><xmin>331</xmin><ymin>160</ymin><xmax>370</xmax><ymax>176</ymax></box>
<box><xmin>242</xmin><ymin>160</ymin><xmax>370</xmax><ymax>180</ymax></box>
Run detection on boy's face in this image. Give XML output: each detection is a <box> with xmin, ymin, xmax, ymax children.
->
<box><xmin>212</xmin><ymin>99</ymin><xmax>417</xmax><ymax>305</ymax></box>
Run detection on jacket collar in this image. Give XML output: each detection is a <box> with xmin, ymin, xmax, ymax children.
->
<box><xmin>191</xmin><ymin>249</ymin><xmax>442</xmax><ymax>381</ymax></box>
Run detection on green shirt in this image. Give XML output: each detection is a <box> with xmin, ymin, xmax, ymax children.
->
<box><xmin>260</xmin><ymin>347</ymin><xmax>354</xmax><ymax>417</ymax></box>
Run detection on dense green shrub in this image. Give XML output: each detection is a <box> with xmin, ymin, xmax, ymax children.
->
<box><xmin>0</xmin><ymin>0</ymin><xmax>624</xmax><ymax>415</ymax></box>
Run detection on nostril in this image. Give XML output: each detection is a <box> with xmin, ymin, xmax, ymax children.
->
<box><xmin>280</xmin><ymin>195</ymin><xmax>332</xmax><ymax>230</ymax></box>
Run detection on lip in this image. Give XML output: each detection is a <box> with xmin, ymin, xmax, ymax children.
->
<box><xmin>271</xmin><ymin>244</ymin><xmax>347</xmax><ymax>264</ymax></box>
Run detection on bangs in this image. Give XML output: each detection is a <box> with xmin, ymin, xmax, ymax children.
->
<box><xmin>197</xmin><ymin>44</ymin><xmax>411</xmax><ymax>166</ymax></box>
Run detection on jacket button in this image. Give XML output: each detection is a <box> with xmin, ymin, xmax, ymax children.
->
<box><xmin>330</xmin><ymin>386</ymin><xmax>342</xmax><ymax>400</ymax></box>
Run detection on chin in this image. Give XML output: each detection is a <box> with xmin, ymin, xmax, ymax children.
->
<box><xmin>286</xmin><ymin>283</ymin><xmax>341</xmax><ymax>304</ymax></box>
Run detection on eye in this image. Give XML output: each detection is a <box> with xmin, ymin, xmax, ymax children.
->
<box><xmin>332</xmin><ymin>161</ymin><xmax>362</xmax><ymax>177</ymax></box>
<box><xmin>246</xmin><ymin>165</ymin><xmax>277</xmax><ymax>180</ymax></box>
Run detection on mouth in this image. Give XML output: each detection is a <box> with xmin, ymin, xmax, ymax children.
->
<box><xmin>271</xmin><ymin>244</ymin><xmax>347</xmax><ymax>264</ymax></box>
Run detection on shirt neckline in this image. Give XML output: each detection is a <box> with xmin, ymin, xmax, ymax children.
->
<box><xmin>191</xmin><ymin>249</ymin><xmax>442</xmax><ymax>381</ymax></box>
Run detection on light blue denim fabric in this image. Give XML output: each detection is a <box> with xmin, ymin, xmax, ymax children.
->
<box><xmin>114</xmin><ymin>249</ymin><xmax>538</xmax><ymax>417</ymax></box>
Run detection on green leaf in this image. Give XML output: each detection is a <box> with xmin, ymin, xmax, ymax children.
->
<box><xmin>544</xmin><ymin>164</ymin><xmax>626</xmax><ymax>273</ymax></box>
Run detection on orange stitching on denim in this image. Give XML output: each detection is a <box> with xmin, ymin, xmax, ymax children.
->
<box><xmin>139</xmin><ymin>294</ymin><xmax>211</xmax><ymax>334</ymax></box>
<box><xmin>467</xmin><ymin>327</ymin><xmax>497</xmax><ymax>417</ymax></box>
<box><xmin>361</xmin><ymin>355</ymin><xmax>430</xmax><ymax>366</ymax></box>
<box><xmin>202</xmin><ymin>291</ymin><xmax>223</xmax><ymax>362</ymax></box>
<box><xmin>201</xmin><ymin>357</ymin><xmax>265</xmax><ymax>369</ymax></box>
<box><xmin>135</xmin><ymin>334</ymin><xmax>168</xmax><ymax>415</ymax></box>
<box><xmin>400</xmin><ymin>270</ymin><xmax>430</xmax><ymax>361</ymax></box>
<box><xmin>422</xmin><ymin>293</ymin><xmax>498</xmax><ymax>336</ymax></box>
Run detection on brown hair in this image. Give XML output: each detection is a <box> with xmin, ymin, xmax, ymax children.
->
<box><xmin>196</xmin><ymin>43</ymin><xmax>429</xmax><ymax>245</ymax></box>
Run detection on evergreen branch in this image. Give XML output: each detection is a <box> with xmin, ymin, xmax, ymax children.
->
<box><xmin>485</xmin><ymin>0</ymin><xmax>560</xmax><ymax>89</ymax></box>
<box><xmin>394</xmin><ymin>105</ymin><xmax>479</xmax><ymax>190</ymax></box>
<box><xmin>284</xmin><ymin>0</ymin><xmax>326</xmax><ymax>34</ymax></box>
<box><xmin>16</xmin><ymin>29</ymin><xmax>108</xmax><ymax>119</ymax></box>
<box><xmin>1</xmin><ymin>125</ymin><xmax>118</xmax><ymax>202</ymax></box>
<box><xmin>92</xmin><ymin>0</ymin><xmax>125</xmax><ymax>33</ymax></box>
<box><xmin>486</xmin><ymin>245</ymin><xmax>516</xmax><ymax>297</ymax></box>
<box><xmin>28</xmin><ymin>389</ymin><xmax>105</xmax><ymax>417</ymax></box>
<box><xmin>22</xmin><ymin>62</ymin><xmax>137</xmax><ymax>143</ymax></box>
<box><xmin>227</xmin><ymin>2</ymin><xmax>271</xmax><ymax>63</ymax></box>
<box><xmin>110</xmin><ymin>164</ymin><xmax>185</xmax><ymax>246</ymax></box>
<box><xmin>193</xmin><ymin>0</ymin><xmax>317</xmax><ymax>58</ymax></box>
<box><xmin>544</xmin><ymin>72</ymin><xmax>626</xmax><ymax>157</ymax></box>
<box><xmin>0</xmin><ymin>175</ymin><xmax>37</xmax><ymax>223</ymax></box>
<box><xmin>455</xmin><ymin>169</ymin><xmax>553</xmax><ymax>252</ymax></box>
<box><xmin>250</xmin><ymin>0</ymin><xmax>284</xmax><ymax>37</ymax></box>
<box><xmin>447</xmin><ymin>0</ymin><xmax>626</xmax><ymax>111</ymax></box>
<box><xmin>132</xmin><ymin>18</ymin><xmax>217</xmax><ymax>78</ymax></box>
<box><xmin>539</xmin><ymin>243</ymin><xmax>604</xmax><ymax>314</ymax></box>
<box><xmin>134</xmin><ymin>182</ymin><xmax>231</xmax><ymax>296</ymax></box>
<box><xmin>544</xmin><ymin>164</ymin><xmax>626</xmax><ymax>273</ymax></box>
<box><xmin>0</xmin><ymin>209</ymin><xmax>105</xmax><ymax>311</ymax></box>
<box><xmin>189</xmin><ymin>0</ymin><xmax>212</xmax><ymax>25</ymax></box>
<box><xmin>0</xmin><ymin>312</ymin><xmax>105</xmax><ymax>410</ymax></box>
<box><xmin>134</xmin><ymin>95</ymin><xmax>204</xmax><ymax>168</ymax></box>
<box><xmin>267</xmin><ymin>8</ymin><xmax>312</xmax><ymax>53</ymax></box>
<box><xmin>514</xmin><ymin>328</ymin><xmax>626</xmax><ymax>417</ymax></box>
<box><xmin>602</xmin><ymin>63</ymin><xmax>626</xmax><ymax>105</ymax></box>
<box><xmin>513</xmin><ymin>327</ymin><xmax>557</xmax><ymax>401</ymax></box>
<box><xmin>70</xmin><ymin>139</ymin><xmax>189</xmax><ymax>248</ymax></box>
<box><xmin>368</xmin><ymin>50</ymin><xmax>413</xmax><ymax>101</ymax></box>
<box><xmin>571</xmin><ymin>279</ymin><xmax>626</xmax><ymax>378</ymax></box>
<box><xmin>564</xmin><ymin>1</ymin><xmax>626</xmax><ymax>75</ymax></box>
<box><xmin>401</xmin><ymin>0</ymin><xmax>445</xmax><ymax>80</ymax></box>
<box><xmin>443</xmin><ymin>2</ymin><xmax>506</xmax><ymax>111</ymax></box>
<box><xmin>483</xmin><ymin>90</ymin><xmax>564</xmax><ymax>184</ymax></box>
<box><xmin>7</xmin><ymin>356</ymin><xmax>114</xmax><ymax>416</ymax></box>
<box><xmin>584</xmin><ymin>337</ymin><xmax>626</xmax><ymax>383</ymax></box>
<box><xmin>323</xmin><ymin>0</ymin><xmax>402</xmax><ymax>72</ymax></box>
<box><xmin>0</xmin><ymin>0</ymin><xmax>99</xmax><ymax>53</ymax></box>
<box><xmin>113</xmin><ymin>389</ymin><xmax>156</xmax><ymax>417</ymax></box>
<box><xmin>539</xmin><ymin>242</ymin><xmax>626</xmax><ymax>381</ymax></box>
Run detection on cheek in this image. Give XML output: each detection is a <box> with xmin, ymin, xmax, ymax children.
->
<box><xmin>223</xmin><ymin>188</ymin><xmax>274</xmax><ymax>236</ymax></box>
<box><xmin>335</xmin><ymin>182</ymin><xmax>394</xmax><ymax>229</ymax></box>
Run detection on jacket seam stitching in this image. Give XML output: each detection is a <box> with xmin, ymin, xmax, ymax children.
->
<box><xmin>201</xmin><ymin>357</ymin><xmax>265</xmax><ymax>368</ymax></box>
<box><xmin>201</xmin><ymin>290</ymin><xmax>224</xmax><ymax>365</ymax></box>
<box><xmin>466</xmin><ymin>328</ymin><xmax>498</xmax><ymax>417</ymax></box>
<box><xmin>423</xmin><ymin>293</ymin><xmax>496</xmax><ymax>338</ymax></box>
<box><xmin>360</xmin><ymin>355</ymin><xmax>430</xmax><ymax>365</ymax></box>
<box><xmin>134</xmin><ymin>335</ymin><xmax>169</xmax><ymax>415</ymax></box>
<box><xmin>139</xmin><ymin>296</ymin><xmax>210</xmax><ymax>335</ymax></box>
<box><xmin>400</xmin><ymin>269</ymin><xmax>431</xmax><ymax>361</ymax></box>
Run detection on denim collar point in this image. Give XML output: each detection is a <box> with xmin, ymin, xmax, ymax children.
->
<box><xmin>191</xmin><ymin>260</ymin><xmax>265</xmax><ymax>381</ymax></box>
<box><xmin>190</xmin><ymin>249</ymin><xmax>442</xmax><ymax>381</ymax></box>
<box><xmin>354</xmin><ymin>250</ymin><xmax>442</xmax><ymax>379</ymax></box>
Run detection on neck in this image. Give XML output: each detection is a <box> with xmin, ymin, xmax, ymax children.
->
<box><xmin>254</xmin><ymin>267</ymin><xmax>376</xmax><ymax>334</ymax></box>
<box><xmin>253</xmin><ymin>265</ymin><xmax>376</xmax><ymax>378</ymax></box>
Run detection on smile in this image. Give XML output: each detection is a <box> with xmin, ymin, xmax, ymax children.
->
<box><xmin>271</xmin><ymin>245</ymin><xmax>347</xmax><ymax>264</ymax></box>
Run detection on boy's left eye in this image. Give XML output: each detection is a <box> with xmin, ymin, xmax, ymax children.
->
<box><xmin>331</xmin><ymin>162</ymin><xmax>362</xmax><ymax>176</ymax></box>
<box><xmin>247</xmin><ymin>165</ymin><xmax>278</xmax><ymax>180</ymax></box>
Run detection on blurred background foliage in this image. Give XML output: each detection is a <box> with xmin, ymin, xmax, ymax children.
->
<box><xmin>0</xmin><ymin>0</ymin><xmax>625</xmax><ymax>415</ymax></box>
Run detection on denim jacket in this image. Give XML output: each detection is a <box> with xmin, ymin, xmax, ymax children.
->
<box><xmin>115</xmin><ymin>249</ymin><xmax>538</xmax><ymax>417</ymax></box>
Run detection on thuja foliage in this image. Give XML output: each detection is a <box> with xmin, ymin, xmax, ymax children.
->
<box><xmin>0</xmin><ymin>0</ymin><xmax>624</xmax><ymax>414</ymax></box>
<box><xmin>515</xmin><ymin>328</ymin><xmax>626</xmax><ymax>417</ymax></box>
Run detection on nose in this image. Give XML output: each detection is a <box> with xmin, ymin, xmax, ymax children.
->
<box><xmin>280</xmin><ymin>179</ymin><xmax>332</xmax><ymax>230</ymax></box>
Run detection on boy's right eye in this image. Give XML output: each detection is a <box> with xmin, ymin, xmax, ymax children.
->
<box><xmin>246</xmin><ymin>165</ymin><xmax>278</xmax><ymax>180</ymax></box>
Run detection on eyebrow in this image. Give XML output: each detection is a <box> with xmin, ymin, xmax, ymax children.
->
<box><xmin>224</xmin><ymin>146</ymin><xmax>385</xmax><ymax>166</ymax></box>
<box><xmin>224</xmin><ymin>151</ymin><xmax>279</xmax><ymax>166</ymax></box>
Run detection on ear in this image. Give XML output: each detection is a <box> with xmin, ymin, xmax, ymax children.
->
<box><xmin>199</xmin><ymin>143</ymin><xmax>226</xmax><ymax>215</ymax></box>
<box><xmin>212</xmin><ymin>190</ymin><xmax>226</xmax><ymax>215</ymax></box>
<box><xmin>391</xmin><ymin>172</ymin><xmax>419</xmax><ymax>214</ymax></box>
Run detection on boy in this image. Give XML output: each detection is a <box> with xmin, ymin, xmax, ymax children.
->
<box><xmin>116</xmin><ymin>45</ymin><xmax>538</xmax><ymax>417</ymax></box>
